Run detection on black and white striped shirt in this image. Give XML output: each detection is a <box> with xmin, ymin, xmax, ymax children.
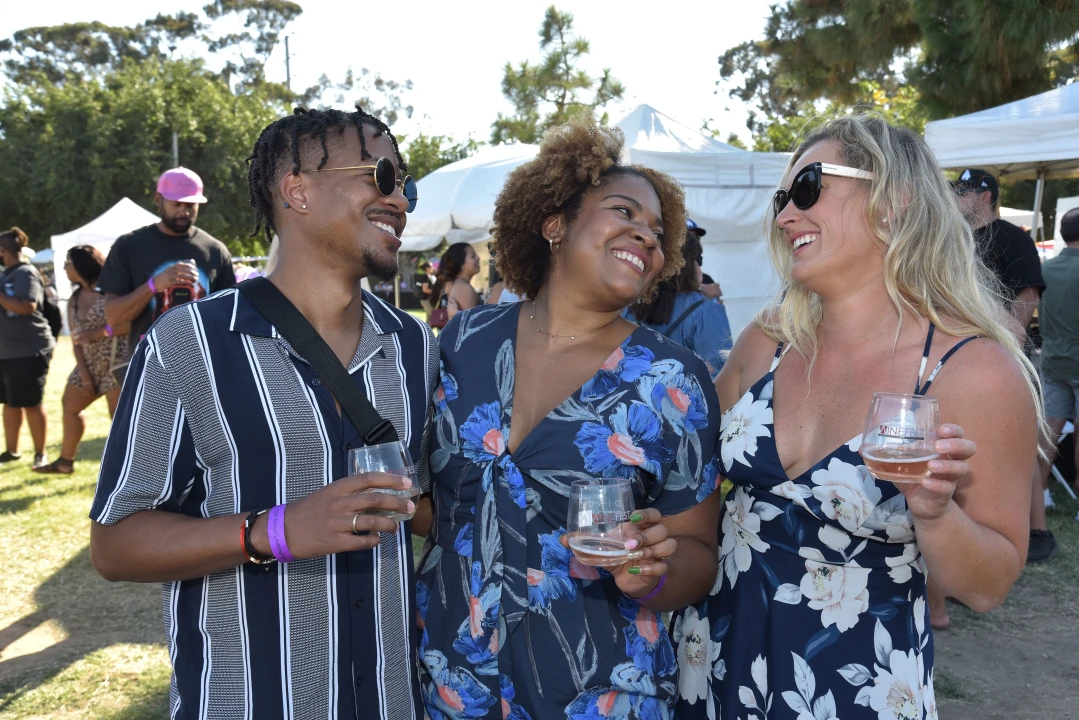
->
<box><xmin>90</xmin><ymin>288</ymin><xmax>437</xmax><ymax>720</ymax></box>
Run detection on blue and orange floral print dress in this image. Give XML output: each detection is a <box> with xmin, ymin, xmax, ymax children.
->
<box><xmin>418</xmin><ymin>303</ymin><xmax>722</xmax><ymax>720</ymax></box>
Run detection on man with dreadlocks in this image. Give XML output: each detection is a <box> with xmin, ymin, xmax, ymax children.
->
<box><xmin>89</xmin><ymin>107</ymin><xmax>435</xmax><ymax>720</ymax></box>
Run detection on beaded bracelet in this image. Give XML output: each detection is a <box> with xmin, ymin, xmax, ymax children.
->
<box><xmin>267</xmin><ymin>504</ymin><xmax>296</xmax><ymax>563</ymax></box>
<box><xmin>627</xmin><ymin>574</ymin><xmax>666</xmax><ymax>603</ymax></box>
<box><xmin>241</xmin><ymin>510</ymin><xmax>275</xmax><ymax>565</ymax></box>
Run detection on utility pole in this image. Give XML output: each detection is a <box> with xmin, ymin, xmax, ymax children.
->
<box><xmin>284</xmin><ymin>36</ymin><xmax>291</xmax><ymax>90</ymax></box>
<box><xmin>169</xmin><ymin>45</ymin><xmax>179</xmax><ymax>167</ymax></box>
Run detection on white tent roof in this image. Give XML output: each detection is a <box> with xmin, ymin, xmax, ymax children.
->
<box><xmin>401</xmin><ymin>105</ymin><xmax>790</xmax><ymax>335</ymax></box>
<box><xmin>924</xmin><ymin>83</ymin><xmax>1079</xmax><ymax>179</ymax></box>
<box><xmin>51</xmin><ymin>197</ymin><xmax>159</xmax><ymax>304</ymax></box>
<box><xmin>615</xmin><ymin>104</ymin><xmax>739</xmax><ymax>154</ymax></box>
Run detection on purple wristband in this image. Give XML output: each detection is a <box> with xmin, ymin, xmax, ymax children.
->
<box><xmin>267</xmin><ymin>504</ymin><xmax>296</xmax><ymax>563</ymax></box>
<box><xmin>147</xmin><ymin>277</ymin><xmax>157</xmax><ymax>294</ymax></box>
<box><xmin>627</xmin><ymin>574</ymin><xmax>666</xmax><ymax>603</ymax></box>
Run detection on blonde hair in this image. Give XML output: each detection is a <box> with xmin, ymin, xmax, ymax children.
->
<box><xmin>756</xmin><ymin>113</ymin><xmax>1044</xmax><ymax>428</ymax></box>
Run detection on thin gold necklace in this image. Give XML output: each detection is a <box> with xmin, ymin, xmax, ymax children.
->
<box><xmin>530</xmin><ymin>300</ymin><xmax>619</xmax><ymax>340</ymax></box>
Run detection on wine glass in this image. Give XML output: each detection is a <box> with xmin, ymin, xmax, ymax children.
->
<box><xmin>859</xmin><ymin>393</ymin><xmax>940</xmax><ymax>483</ymax></box>
<box><xmin>348</xmin><ymin>441</ymin><xmax>421</xmax><ymax>522</ymax></box>
<box><xmin>566</xmin><ymin>478</ymin><xmax>636</xmax><ymax>567</ymax></box>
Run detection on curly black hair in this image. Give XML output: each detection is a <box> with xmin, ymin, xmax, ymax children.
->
<box><xmin>246</xmin><ymin>106</ymin><xmax>406</xmax><ymax>243</ymax></box>
<box><xmin>490</xmin><ymin>116</ymin><xmax>686</xmax><ymax>301</ymax></box>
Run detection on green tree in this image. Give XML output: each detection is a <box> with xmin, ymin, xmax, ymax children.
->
<box><xmin>0</xmin><ymin>1</ymin><xmax>419</xmax><ymax>253</ymax></box>
<box><xmin>491</xmin><ymin>5</ymin><xmax>624</xmax><ymax>144</ymax></box>
<box><xmin>0</xmin><ymin>59</ymin><xmax>283</xmax><ymax>254</ymax></box>
<box><xmin>720</xmin><ymin>0</ymin><xmax>1079</xmax><ymax>122</ymax></box>
<box><xmin>0</xmin><ymin>15</ymin><xmax>203</xmax><ymax>86</ymax></box>
<box><xmin>403</xmin><ymin>133</ymin><xmax>482</xmax><ymax>181</ymax></box>
<box><xmin>749</xmin><ymin>81</ymin><xmax>929</xmax><ymax>152</ymax></box>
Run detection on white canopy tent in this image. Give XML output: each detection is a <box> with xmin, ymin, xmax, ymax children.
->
<box><xmin>50</xmin><ymin>197</ymin><xmax>159</xmax><ymax>331</ymax></box>
<box><xmin>925</xmin><ymin>82</ymin><xmax>1079</xmax><ymax>241</ymax></box>
<box><xmin>402</xmin><ymin>104</ymin><xmax>789</xmax><ymax>334</ymax></box>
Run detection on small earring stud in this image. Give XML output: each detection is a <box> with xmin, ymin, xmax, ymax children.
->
<box><xmin>302</xmin><ymin>204</ymin><xmax>307</xmax><ymax>209</ymax></box>
<box><xmin>283</xmin><ymin>201</ymin><xmax>290</xmax><ymax>208</ymax></box>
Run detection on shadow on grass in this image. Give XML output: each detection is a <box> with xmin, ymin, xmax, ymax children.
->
<box><xmin>109</xmin><ymin>685</ymin><xmax>171</xmax><ymax>719</ymax></box>
<box><xmin>0</xmin><ymin>436</ymin><xmax>106</xmax><ymax>516</ymax></box>
<box><xmin>0</xmin><ymin>545</ymin><xmax>163</xmax><ymax>711</ymax></box>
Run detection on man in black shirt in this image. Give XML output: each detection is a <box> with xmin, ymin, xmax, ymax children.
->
<box><xmin>953</xmin><ymin>169</ymin><xmax>1045</xmax><ymax>329</ymax></box>
<box><xmin>954</xmin><ymin>168</ymin><xmax>1054</xmax><ymax>565</ymax></box>
<box><xmin>99</xmin><ymin>167</ymin><xmax>236</xmax><ymax>357</ymax></box>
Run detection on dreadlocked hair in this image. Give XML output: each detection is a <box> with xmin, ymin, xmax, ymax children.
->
<box><xmin>246</xmin><ymin>106</ymin><xmax>407</xmax><ymax>243</ymax></box>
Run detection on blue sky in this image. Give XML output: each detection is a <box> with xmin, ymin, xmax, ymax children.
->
<box><xmin>1</xmin><ymin>0</ymin><xmax>775</xmax><ymax>145</ymax></box>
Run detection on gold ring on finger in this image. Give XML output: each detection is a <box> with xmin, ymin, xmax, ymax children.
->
<box><xmin>625</xmin><ymin>550</ymin><xmax>645</xmax><ymax>561</ymax></box>
<box><xmin>352</xmin><ymin>513</ymin><xmax>361</xmax><ymax>535</ymax></box>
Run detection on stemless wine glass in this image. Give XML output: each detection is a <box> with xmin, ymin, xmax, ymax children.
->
<box><xmin>348</xmin><ymin>441</ymin><xmax>421</xmax><ymax>522</ymax></box>
<box><xmin>566</xmin><ymin>478</ymin><xmax>636</xmax><ymax>567</ymax></box>
<box><xmin>858</xmin><ymin>393</ymin><xmax>940</xmax><ymax>483</ymax></box>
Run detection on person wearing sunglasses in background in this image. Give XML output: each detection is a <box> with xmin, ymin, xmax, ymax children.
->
<box><xmin>673</xmin><ymin>115</ymin><xmax>1037</xmax><ymax>719</ymax></box>
<box><xmin>413</xmin><ymin>117</ymin><xmax>722</xmax><ymax>719</ymax></box>
<box><xmin>89</xmin><ymin>107</ymin><xmax>435</xmax><ymax>720</ymax></box>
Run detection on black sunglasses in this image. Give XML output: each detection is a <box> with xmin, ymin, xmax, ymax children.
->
<box><xmin>773</xmin><ymin>161</ymin><xmax>875</xmax><ymax>217</ymax></box>
<box><xmin>304</xmin><ymin>156</ymin><xmax>418</xmax><ymax>213</ymax></box>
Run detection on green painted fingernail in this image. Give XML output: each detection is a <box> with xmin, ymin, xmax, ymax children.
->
<box><xmin>628</xmin><ymin>566</ymin><xmax>642</xmax><ymax>575</ymax></box>
<box><xmin>630</xmin><ymin>512</ymin><xmax>643</xmax><ymax>523</ymax></box>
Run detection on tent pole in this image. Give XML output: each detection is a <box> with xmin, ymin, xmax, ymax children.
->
<box><xmin>1031</xmin><ymin>170</ymin><xmax>1046</xmax><ymax>244</ymax></box>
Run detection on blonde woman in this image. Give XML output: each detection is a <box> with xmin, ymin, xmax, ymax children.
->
<box><xmin>673</xmin><ymin>115</ymin><xmax>1038</xmax><ymax>719</ymax></box>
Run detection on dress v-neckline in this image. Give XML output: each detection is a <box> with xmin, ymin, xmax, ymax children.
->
<box><xmin>505</xmin><ymin>302</ymin><xmax>641</xmax><ymax>457</ymax></box>
<box><xmin>748</xmin><ymin>359</ymin><xmax>862</xmax><ymax>484</ymax></box>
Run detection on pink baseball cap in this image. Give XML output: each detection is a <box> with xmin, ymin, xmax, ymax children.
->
<box><xmin>156</xmin><ymin>167</ymin><xmax>208</xmax><ymax>203</ymax></box>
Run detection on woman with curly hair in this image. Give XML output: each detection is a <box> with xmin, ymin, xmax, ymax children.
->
<box><xmin>672</xmin><ymin>115</ymin><xmax>1035</xmax><ymax>719</ymax></box>
<box><xmin>629</xmin><ymin>230</ymin><xmax>733</xmax><ymax>379</ymax></box>
<box><xmin>416</xmin><ymin>117</ymin><xmax>723</xmax><ymax>719</ymax></box>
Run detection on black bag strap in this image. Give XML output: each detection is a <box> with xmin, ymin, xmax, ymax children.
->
<box><xmin>666</xmin><ymin>299</ymin><xmax>708</xmax><ymax>334</ymax></box>
<box><xmin>238</xmin><ymin>277</ymin><xmax>399</xmax><ymax>446</ymax></box>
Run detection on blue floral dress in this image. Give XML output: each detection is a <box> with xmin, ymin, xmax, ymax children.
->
<box><xmin>673</xmin><ymin>327</ymin><xmax>972</xmax><ymax>720</ymax></box>
<box><xmin>419</xmin><ymin>303</ymin><xmax>722</xmax><ymax>720</ymax></box>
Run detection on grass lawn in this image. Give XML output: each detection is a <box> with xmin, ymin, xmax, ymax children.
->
<box><xmin>1</xmin><ymin>338</ymin><xmax>1076</xmax><ymax>718</ymax></box>
<box><xmin>0</xmin><ymin>338</ymin><xmax>171</xmax><ymax>717</ymax></box>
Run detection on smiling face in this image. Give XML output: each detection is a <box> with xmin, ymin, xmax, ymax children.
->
<box><xmin>550</xmin><ymin>173</ymin><xmax>666</xmax><ymax>309</ymax></box>
<box><xmin>292</xmin><ymin>124</ymin><xmax>408</xmax><ymax>281</ymax></box>
<box><xmin>775</xmin><ymin>140</ymin><xmax>881</xmax><ymax>295</ymax></box>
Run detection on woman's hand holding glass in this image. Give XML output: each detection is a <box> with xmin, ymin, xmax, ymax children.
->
<box><xmin>896</xmin><ymin>423</ymin><xmax>977</xmax><ymax>523</ymax></box>
<box><xmin>609</xmin><ymin>508</ymin><xmax>677</xmax><ymax>599</ymax></box>
<box><xmin>563</xmin><ymin>478</ymin><xmax>676</xmax><ymax>601</ymax></box>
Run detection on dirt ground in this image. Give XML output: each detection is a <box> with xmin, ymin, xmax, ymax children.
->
<box><xmin>934</xmin><ymin>503</ymin><xmax>1079</xmax><ymax>720</ymax></box>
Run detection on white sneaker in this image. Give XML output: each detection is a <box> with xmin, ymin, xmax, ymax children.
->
<box><xmin>1044</xmin><ymin>488</ymin><xmax>1056</xmax><ymax>509</ymax></box>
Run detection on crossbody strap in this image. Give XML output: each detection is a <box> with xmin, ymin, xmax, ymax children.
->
<box><xmin>666</xmin><ymin>299</ymin><xmax>708</xmax><ymax>334</ymax></box>
<box><xmin>238</xmin><ymin>277</ymin><xmax>399</xmax><ymax>446</ymax></box>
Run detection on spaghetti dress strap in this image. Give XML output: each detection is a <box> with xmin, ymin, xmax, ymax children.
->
<box><xmin>914</xmin><ymin>322</ymin><xmax>980</xmax><ymax>395</ymax></box>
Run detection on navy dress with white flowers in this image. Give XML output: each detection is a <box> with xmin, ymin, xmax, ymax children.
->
<box><xmin>419</xmin><ymin>303</ymin><xmax>722</xmax><ymax>720</ymax></box>
<box><xmin>673</xmin><ymin>326</ymin><xmax>972</xmax><ymax>720</ymax></box>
